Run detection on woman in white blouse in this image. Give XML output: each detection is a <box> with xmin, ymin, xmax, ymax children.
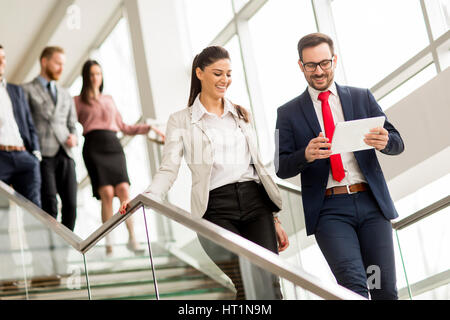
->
<box><xmin>121</xmin><ymin>46</ymin><xmax>288</xmax><ymax>299</ymax></box>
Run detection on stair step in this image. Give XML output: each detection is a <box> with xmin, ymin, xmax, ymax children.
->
<box><xmin>0</xmin><ymin>276</ymin><xmax>231</xmax><ymax>300</ymax></box>
<box><xmin>0</xmin><ymin>243</ymin><xmax>234</xmax><ymax>300</ymax></box>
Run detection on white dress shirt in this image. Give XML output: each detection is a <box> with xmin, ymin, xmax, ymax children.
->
<box><xmin>308</xmin><ymin>82</ymin><xmax>367</xmax><ymax>188</ymax></box>
<box><xmin>0</xmin><ymin>79</ymin><xmax>25</xmax><ymax>147</ymax></box>
<box><xmin>191</xmin><ymin>95</ymin><xmax>260</xmax><ymax>191</ymax></box>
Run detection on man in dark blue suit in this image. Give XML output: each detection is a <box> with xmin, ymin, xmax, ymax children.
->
<box><xmin>275</xmin><ymin>33</ymin><xmax>404</xmax><ymax>299</ymax></box>
<box><xmin>0</xmin><ymin>44</ymin><xmax>41</xmax><ymax>207</ymax></box>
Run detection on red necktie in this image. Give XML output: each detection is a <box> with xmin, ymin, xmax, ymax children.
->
<box><xmin>318</xmin><ymin>91</ymin><xmax>345</xmax><ymax>182</ymax></box>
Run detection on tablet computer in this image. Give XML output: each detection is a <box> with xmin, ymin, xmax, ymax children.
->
<box><xmin>330</xmin><ymin>116</ymin><xmax>385</xmax><ymax>155</ymax></box>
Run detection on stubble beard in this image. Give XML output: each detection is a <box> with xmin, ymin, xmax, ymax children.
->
<box><xmin>45</xmin><ymin>68</ymin><xmax>61</xmax><ymax>81</ymax></box>
<box><xmin>309</xmin><ymin>73</ymin><xmax>334</xmax><ymax>91</ymax></box>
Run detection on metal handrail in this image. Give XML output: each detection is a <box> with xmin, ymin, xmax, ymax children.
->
<box><xmin>391</xmin><ymin>195</ymin><xmax>450</xmax><ymax>230</ymax></box>
<box><xmin>0</xmin><ymin>180</ymin><xmax>362</xmax><ymax>300</ymax></box>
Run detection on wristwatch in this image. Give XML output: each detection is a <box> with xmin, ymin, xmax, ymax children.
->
<box><xmin>274</xmin><ymin>217</ymin><xmax>281</xmax><ymax>225</ymax></box>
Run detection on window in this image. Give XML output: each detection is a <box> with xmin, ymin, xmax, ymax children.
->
<box><xmin>248</xmin><ymin>0</ymin><xmax>316</xmax><ymax>159</ymax></box>
<box><xmin>92</xmin><ymin>18</ymin><xmax>141</xmax><ymax>124</ymax></box>
<box><xmin>425</xmin><ymin>0</ymin><xmax>450</xmax><ymax>40</ymax></box>
<box><xmin>71</xmin><ymin>18</ymin><xmax>150</xmax><ymax>244</ymax></box>
<box><xmin>331</xmin><ymin>0</ymin><xmax>430</xmax><ymax>89</ymax></box>
<box><xmin>224</xmin><ymin>35</ymin><xmax>251</xmax><ymax>111</ymax></box>
<box><xmin>183</xmin><ymin>0</ymin><xmax>234</xmax><ymax>54</ymax></box>
<box><xmin>378</xmin><ymin>63</ymin><xmax>437</xmax><ymax>110</ymax></box>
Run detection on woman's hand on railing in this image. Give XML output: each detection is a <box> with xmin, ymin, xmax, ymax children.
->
<box><xmin>274</xmin><ymin>218</ymin><xmax>289</xmax><ymax>252</ymax></box>
<box><xmin>119</xmin><ymin>200</ymin><xmax>130</xmax><ymax>215</ymax></box>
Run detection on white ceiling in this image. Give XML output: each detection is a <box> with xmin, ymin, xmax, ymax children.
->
<box><xmin>0</xmin><ymin>0</ymin><xmax>123</xmax><ymax>86</ymax></box>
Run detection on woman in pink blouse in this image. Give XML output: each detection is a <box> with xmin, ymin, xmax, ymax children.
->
<box><xmin>74</xmin><ymin>60</ymin><xmax>164</xmax><ymax>256</ymax></box>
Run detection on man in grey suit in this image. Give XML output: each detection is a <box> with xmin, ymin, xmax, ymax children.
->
<box><xmin>22</xmin><ymin>46</ymin><xmax>78</xmax><ymax>231</ymax></box>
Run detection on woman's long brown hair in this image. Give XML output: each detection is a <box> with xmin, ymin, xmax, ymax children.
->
<box><xmin>188</xmin><ymin>46</ymin><xmax>249</xmax><ymax>123</ymax></box>
<box><xmin>80</xmin><ymin>60</ymin><xmax>103</xmax><ymax>105</ymax></box>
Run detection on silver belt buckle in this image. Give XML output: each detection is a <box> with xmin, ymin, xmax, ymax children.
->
<box><xmin>346</xmin><ymin>184</ymin><xmax>356</xmax><ymax>194</ymax></box>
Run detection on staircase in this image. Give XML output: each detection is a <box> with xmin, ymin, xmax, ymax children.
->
<box><xmin>0</xmin><ymin>243</ymin><xmax>235</xmax><ymax>300</ymax></box>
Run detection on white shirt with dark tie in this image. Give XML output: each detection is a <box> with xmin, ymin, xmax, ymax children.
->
<box><xmin>0</xmin><ymin>79</ymin><xmax>25</xmax><ymax>147</ymax></box>
<box><xmin>308</xmin><ymin>82</ymin><xmax>367</xmax><ymax>189</ymax></box>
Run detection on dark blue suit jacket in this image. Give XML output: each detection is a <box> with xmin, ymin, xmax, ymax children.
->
<box><xmin>6</xmin><ymin>83</ymin><xmax>40</xmax><ymax>153</ymax></box>
<box><xmin>275</xmin><ymin>83</ymin><xmax>404</xmax><ymax>236</ymax></box>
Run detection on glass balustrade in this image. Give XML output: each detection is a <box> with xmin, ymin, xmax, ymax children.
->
<box><xmin>108</xmin><ymin>195</ymin><xmax>361</xmax><ymax>300</ymax></box>
<box><xmin>394</xmin><ymin>204</ymin><xmax>450</xmax><ymax>300</ymax></box>
<box><xmin>0</xmin><ymin>192</ymin><xmax>89</xmax><ymax>300</ymax></box>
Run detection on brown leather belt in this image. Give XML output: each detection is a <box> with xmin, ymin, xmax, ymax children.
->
<box><xmin>325</xmin><ymin>183</ymin><xmax>368</xmax><ymax>196</ymax></box>
<box><xmin>0</xmin><ymin>145</ymin><xmax>26</xmax><ymax>152</ymax></box>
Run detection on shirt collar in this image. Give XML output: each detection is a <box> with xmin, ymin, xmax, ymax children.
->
<box><xmin>308</xmin><ymin>82</ymin><xmax>338</xmax><ymax>102</ymax></box>
<box><xmin>37</xmin><ymin>75</ymin><xmax>56</xmax><ymax>90</ymax></box>
<box><xmin>191</xmin><ymin>94</ymin><xmax>237</xmax><ymax>123</ymax></box>
<box><xmin>0</xmin><ymin>78</ymin><xmax>6</xmax><ymax>88</ymax></box>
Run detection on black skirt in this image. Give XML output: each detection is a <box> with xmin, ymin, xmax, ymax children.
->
<box><xmin>82</xmin><ymin>130</ymin><xmax>130</xmax><ymax>199</ymax></box>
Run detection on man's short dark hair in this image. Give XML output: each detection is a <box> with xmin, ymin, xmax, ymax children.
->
<box><xmin>40</xmin><ymin>46</ymin><xmax>64</xmax><ymax>61</ymax></box>
<box><xmin>297</xmin><ymin>33</ymin><xmax>335</xmax><ymax>62</ymax></box>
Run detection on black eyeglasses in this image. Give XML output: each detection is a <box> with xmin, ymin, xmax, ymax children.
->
<box><xmin>302</xmin><ymin>57</ymin><xmax>334</xmax><ymax>72</ymax></box>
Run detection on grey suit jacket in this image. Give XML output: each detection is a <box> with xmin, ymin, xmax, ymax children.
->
<box><xmin>22</xmin><ymin>77</ymin><xmax>77</xmax><ymax>158</ymax></box>
<box><xmin>145</xmin><ymin>104</ymin><xmax>283</xmax><ymax>218</ymax></box>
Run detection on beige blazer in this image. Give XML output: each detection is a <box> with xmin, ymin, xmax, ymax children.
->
<box><xmin>145</xmin><ymin>104</ymin><xmax>282</xmax><ymax>218</ymax></box>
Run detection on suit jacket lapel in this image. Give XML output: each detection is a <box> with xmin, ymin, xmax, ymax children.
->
<box><xmin>33</xmin><ymin>77</ymin><xmax>55</xmax><ymax>119</ymax></box>
<box><xmin>336</xmin><ymin>83</ymin><xmax>354</xmax><ymax>121</ymax></box>
<box><xmin>6</xmin><ymin>84</ymin><xmax>21</xmax><ymax>125</ymax></box>
<box><xmin>299</xmin><ymin>88</ymin><xmax>322</xmax><ymax>136</ymax></box>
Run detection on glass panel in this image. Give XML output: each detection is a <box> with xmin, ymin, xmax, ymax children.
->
<box><xmin>394</xmin><ymin>174</ymin><xmax>450</xmax><ymax>220</ymax></box>
<box><xmin>129</xmin><ymin>204</ymin><xmax>341</xmax><ymax>300</ymax></box>
<box><xmin>82</xmin><ymin>207</ymin><xmax>160</xmax><ymax>300</ymax></box>
<box><xmin>248</xmin><ymin>0</ymin><xmax>316</xmax><ymax>161</ymax></box>
<box><xmin>378</xmin><ymin>63</ymin><xmax>437</xmax><ymax>111</ymax></box>
<box><xmin>183</xmin><ymin>0</ymin><xmax>234</xmax><ymax>54</ymax></box>
<box><xmin>92</xmin><ymin>18</ymin><xmax>142</xmax><ymax>124</ymax></box>
<box><xmin>0</xmin><ymin>197</ymin><xmax>89</xmax><ymax>300</ymax></box>
<box><xmin>0</xmin><ymin>198</ymin><xmax>28</xmax><ymax>299</ymax></box>
<box><xmin>424</xmin><ymin>0</ymin><xmax>450</xmax><ymax>40</ymax></box>
<box><xmin>224</xmin><ymin>35</ymin><xmax>251</xmax><ymax>110</ymax></box>
<box><xmin>331</xmin><ymin>0</ymin><xmax>430</xmax><ymax>89</ymax></box>
<box><xmin>82</xmin><ymin>200</ymin><xmax>344</xmax><ymax>300</ymax></box>
<box><xmin>276</xmin><ymin>186</ymin><xmax>330</xmax><ymax>300</ymax></box>
<box><xmin>437</xmin><ymin>41</ymin><xmax>450</xmax><ymax>71</ymax></box>
<box><xmin>395</xmin><ymin>206</ymin><xmax>450</xmax><ymax>299</ymax></box>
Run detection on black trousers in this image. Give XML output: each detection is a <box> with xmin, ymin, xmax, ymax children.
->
<box><xmin>0</xmin><ymin>150</ymin><xmax>41</xmax><ymax>207</ymax></box>
<box><xmin>40</xmin><ymin>147</ymin><xmax>77</xmax><ymax>231</ymax></box>
<box><xmin>198</xmin><ymin>181</ymin><xmax>282</xmax><ymax>300</ymax></box>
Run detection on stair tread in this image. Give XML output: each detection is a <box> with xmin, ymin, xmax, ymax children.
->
<box><xmin>0</xmin><ymin>277</ymin><xmax>231</xmax><ymax>300</ymax></box>
<box><xmin>0</xmin><ymin>243</ymin><xmax>233</xmax><ymax>300</ymax></box>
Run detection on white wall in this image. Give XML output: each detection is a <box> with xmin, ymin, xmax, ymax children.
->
<box><xmin>379</xmin><ymin>67</ymin><xmax>450</xmax><ymax>201</ymax></box>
